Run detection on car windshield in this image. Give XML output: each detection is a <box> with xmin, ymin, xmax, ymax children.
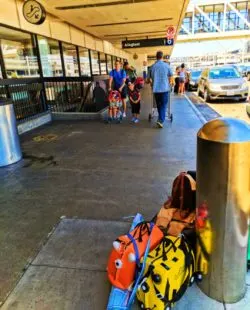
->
<box><xmin>237</xmin><ymin>66</ymin><xmax>245</xmax><ymax>72</ymax></box>
<box><xmin>209</xmin><ymin>68</ymin><xmax>240</xmax><ymax>79</ymax></box>
<box><xmin>191</xmin><ymin>71</ymin><xmax>202</xmax><ymax>78</ymax></box>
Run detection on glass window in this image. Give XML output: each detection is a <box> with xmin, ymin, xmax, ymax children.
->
<box><xmin>62</xmin><ymin>43</ymin><xmax>79</xmax><ymax>77</ymax></box>
<box><xmin>37</xmin><ymin>36</ymin><xmax>63</xmax><ymax>77</ymax></box>
<box><xmin>79</xmin><ymin>47</ymin><xmax>91</xmax><ymax>76</ymax></box>
<box><xmin>90</xmin><ymin>50</ymin><xmax>100</xmax><ymax>75</ymax></box>
<box><xmin>209</xmin><ymin>68</ymin><xmax>240</xmax><ymax>79</ymax></box>
<box><xmin>107</xmin><ymin>55</ymin><xmax>112</xmax><ymax>73</ymax></box>
<box><xmin>0</xmin><ymin>26</ymin><xmax>39</xmax><ymax>78</ymax></box>
<box><xmin>99</xmin><ymin>52</ymin><xmax>107</xmax><ymax>75</ymax></box>
<box><xmin>112</xmin><ymin>56</ymin><xmax>116</xmax><ymax>69</ymax></box>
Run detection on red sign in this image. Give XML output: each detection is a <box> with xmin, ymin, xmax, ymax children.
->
<box><xmin>166</xmin><ymin>26</ymin><xmax>176</xmax><ymax>39</ymax></box>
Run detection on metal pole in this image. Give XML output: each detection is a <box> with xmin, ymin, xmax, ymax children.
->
<box><xmin>196</xmin><ymin>118</ymin><xmax>250</xmax><ymax>303</ymax></box>
<box><xmin>0</xmin><ymin>100</ymin><xmax>22</xmax><ymax>167</ymax></box>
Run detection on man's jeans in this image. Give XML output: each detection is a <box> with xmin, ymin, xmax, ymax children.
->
<box><xmin>154</xmin><ymin>92</ymin><xmax>169</xmax><ymax>124</ymax></box>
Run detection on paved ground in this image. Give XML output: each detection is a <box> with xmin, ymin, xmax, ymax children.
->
<box><xmin>1</xmin><ymin>218</ymin><xmax>249</xmax><ymax>310</ymax></box>
<box><xmin>0</xmin><ymin>94</ymin><xmax>201</xmax><ymax>305</ymax></box>
<box><xmin>187</xmin><ymin>91</ymin><xmax>250</xmax><ymax>124</ymax></box>
<box><xmin>207</xmin><ymin>101</ymin><xmax>250</xmax><ymax>124</ymax></box>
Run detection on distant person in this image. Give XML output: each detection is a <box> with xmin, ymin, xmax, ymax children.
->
<box><xmin>174</xmin><ymin>66</ymin><xmax>180</xmax><ymax>94</ymax></box>
<box><xmin>128</xmin><ymin>82</ymin><xmax>141</xmax><ymax>123</ymax></box>
<box><xmin>109</xmin><ymin>60</ymin><xmax>127</xmax><ymax>117</ymax></box>
<box><xmin>178</xmin><ymin>63</ymin><xmax>186</xmax><ymax>95</ymax></box>
<box><xmin>148</xmin><ymin>51</ymin><xmax>173</xmax><ymax>128</ymax></box>
<box><xmin>143</xmin><ymin>61</ymin><xmax>148</xmax><ymax>80</ymax></box>
<box><xmin>124</xmin><ymin>61</ymin><xmax>137</xmax><ymax>83</ymax></box>
<box><xmin>185</xmin><ymin>70</ymin><xmax>191</xmax><ymax>92</ymax></box>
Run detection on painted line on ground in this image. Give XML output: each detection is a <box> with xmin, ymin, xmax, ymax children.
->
<box><xmin>184</xmin><ymin>94</ymin><xmax>207</xmax><ymax>124</ymax></box>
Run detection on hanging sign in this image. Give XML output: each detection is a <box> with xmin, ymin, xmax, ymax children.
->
<box><xmin>166</xmin><ymin>26</ymin><xmax>176</xmax><ymax>40</ymax></box>
<box><xmin>122</xmin><ymin>38</ymin><xmax>174</xmax><ymax>49</ymax></box>
<box><xmin>23</xmin><ymin>0</ymin><xmax>46</xmax><ymax>25</ymax></box>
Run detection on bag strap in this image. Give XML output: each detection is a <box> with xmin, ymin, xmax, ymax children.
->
<box><xmin>185</xmin><ymin>173</ymin><xmax>196</xmax><ymax>191</ymax></box>
<box><xmin>127</xmin><ymin>233</ymin><xmax>140</xmax><ymax>267</ymax></box>
<box><xmin>127</xmin><ymin>222</ymin><xmax>154</xmax><ymax>308</ymax></box>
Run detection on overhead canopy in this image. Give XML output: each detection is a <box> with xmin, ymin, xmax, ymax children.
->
<box><xmin>41</xmin><ymin>0</ymin><xmax>190</xmax><ymax>55</ymax></box>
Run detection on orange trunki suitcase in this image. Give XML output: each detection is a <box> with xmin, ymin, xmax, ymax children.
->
<box><xmin>107</xmin><ymin>222</ymin><xmax>163</xmax><ymax>290</ymax></box>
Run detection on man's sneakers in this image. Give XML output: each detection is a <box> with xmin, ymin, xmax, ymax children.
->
<box><xmin>156</xmin><ymin>121</ymin><xmax>163</xmax><ymax>128</ymax></box>
<box><xmin>123</xmin><ymin>112</ymin><xmax>126</xmax><ymax>118</ymax></box>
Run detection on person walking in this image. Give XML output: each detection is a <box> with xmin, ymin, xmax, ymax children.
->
<box><xmin>124</xmin><ymin>61</ymin><xmax>137</xmax><ymax>83</ymax></box>
<box><xmin>148</xmin><ymin>51</ymin><xmax>173</xmax><ymax>128</ymax></box>
<box><xmin>178</xmin><ymin>63</ymin><xmax>186</xmax><ymax>95</ymax></box>
<box><xmin>109</xmin><ymin>60</ymin><xmax>127</xmax><ymax>117</ymax></box>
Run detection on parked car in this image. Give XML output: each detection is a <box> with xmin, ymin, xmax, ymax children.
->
<box><xmin>197</xmin><ymin>66</ymin><xmax>249</xmax><ymax>102</ymax></box>
<box><xmin>233</xmin><ymin>64</ymin><xmax>246</xmax><ymax>76</ymax></box>
<box><xmin>188</xmin><ymin>70</ymin><xmax>202</xmax><ymax>91</ymax></box>
<box><xmin>234</xmin><ymin>64</ymin><xmax>250</xmax><ymax>80</ymax></box>
<box><xmin>244</xmin><ymin>66</ymin><xmax>250</xmax><ymax>80</ymax></box>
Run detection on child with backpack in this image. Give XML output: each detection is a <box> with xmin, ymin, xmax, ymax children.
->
<box><xmin>128</xmin><ymin>82</ymin><xmax>141</xmax><ymax>123</ymax></box>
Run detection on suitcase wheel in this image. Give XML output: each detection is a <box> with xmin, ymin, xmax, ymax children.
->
<box><xmin>195</xmin><ymin>272</ymin><xmax>203</xmax><ymax>282</ymax></box>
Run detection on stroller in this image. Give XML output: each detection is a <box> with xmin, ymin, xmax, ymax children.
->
<box><xmin>107</xmin><ymin>90</ymin><xmax>123</xmax><ymax>124</ymax></box>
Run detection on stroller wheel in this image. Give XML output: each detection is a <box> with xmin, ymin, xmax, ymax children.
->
<box><xmin>170</xmin><ymin>114</ymin><xmax>173</xmax><ymax>122</ymax></box>
<box><xmin>148</xmin><ymin>113</ymin><xmax>152</xmax><ymax>122</ymax></box>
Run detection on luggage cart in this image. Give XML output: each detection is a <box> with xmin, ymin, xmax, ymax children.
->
<box><xmin>148</xmin><ymin>88</ymin><xmax>173</xmax><ymax>122</ymax></box>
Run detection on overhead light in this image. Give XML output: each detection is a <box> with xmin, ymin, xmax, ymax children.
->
<box><xmin>104</xmin><ymin>30</ymin><xmax>166</xmax><ymax>37</ymax></box>
<box><xmin>56</xmin><ymin>0</ymin><xmax>160</xmax><ymax>10</ymax></box>
<box><xmin>87</xmin><ymin>18</ymin><xmax>173</xmax><ymax>27</ymax></box>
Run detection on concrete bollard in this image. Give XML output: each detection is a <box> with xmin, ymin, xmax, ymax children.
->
<box><xmin>196</xmin><ymin>117</ymin><xmax>250</xmax><ymax>303</ymax></box>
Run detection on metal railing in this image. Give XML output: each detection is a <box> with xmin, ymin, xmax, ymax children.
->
<box><xmin>0</xmin><ymin>78</ymin><xmax>46</xmax><ymax>122</ymax></box>
<box><xmin>0</xmin><ymin>75</ymin><xmax>110</xmax><ymax>122</ymax></box>
<box><xmin>44</xmin><ymin>75</ymin><xmax>109</xmax><ymax>113</ymax></box>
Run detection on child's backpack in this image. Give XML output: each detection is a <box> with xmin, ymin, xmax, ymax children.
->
<box><xmin>107</xmin><ymin>222</ymin><xmax>163</xmax><ymax>290</ymax></box>
<box><xmin>167</xmin><ymin>172</ymin><xmax>196</xmax><ymax>213</ymax></box>
<box><xmin>136</xmin><ymin>235</ymin><xmax>195</xmax><ymax>310</ymax></box>
<box><xmin>134</xmin><ymin>77</ymin><xmax>144</xmax><ymax>90</ymax></box>
<box><xmin>154</xmin><ymin>172</ymin><xmax>196</xmax><ymax>242</ymax></box>
<box><xmin>156</xmin><ymin>207</ymin><xmax>196</xmax><ymax>237</ymax></box>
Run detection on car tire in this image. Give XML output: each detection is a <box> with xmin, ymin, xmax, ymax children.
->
<box><xmin>204</xmin><ymin>89</ymin><xmax>211</xmax><ymax>103</ymax></box>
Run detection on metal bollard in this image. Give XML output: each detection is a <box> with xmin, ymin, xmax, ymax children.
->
<box><xmin>196</xmin><ymin>117</ymin><xmax>250</xmax><ymax>303</ymax></box>
<box><xmin>0</xmin><ymin>99</ymin><xmax>22</xmax><ymax>167</ymax></box>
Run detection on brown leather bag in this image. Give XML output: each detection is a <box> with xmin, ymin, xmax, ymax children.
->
<box><xmin>169</xmin><ymin>172</ymin><xmax>196</xmax><ymax>212</ymax></box>
<box><xmin>155</xmin><ymin>172</ymin><xmax>196</xmax><ymax>237</ymax></box>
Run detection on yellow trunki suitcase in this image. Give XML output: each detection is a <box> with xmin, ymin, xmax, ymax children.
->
<box><xmin>136</xmin><ymin>235</ymin><xmax>195</xmax><ymax>310</ymax></box>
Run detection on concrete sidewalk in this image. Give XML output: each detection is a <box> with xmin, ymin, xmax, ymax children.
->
<box><xmin>1</xmin><ymin>94</ymin><xmax>249</xmax><ymax>309</ymax></box>
<box><xmin>1</xmin><ymin>218</ymin><xmax>249</xmax><ymax>310</ymax></box>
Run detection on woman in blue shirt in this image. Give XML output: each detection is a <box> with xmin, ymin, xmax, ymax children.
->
<box><xmin>109</xmin><ymin>61</ymin><xmax>127</xmax><ymax>117</ymax></box>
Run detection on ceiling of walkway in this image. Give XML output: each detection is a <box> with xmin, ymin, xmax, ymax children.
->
<box><xmin>41</xmin><ymin>0</ymin><xmax>189</xmax><ymax>55</ymax></box>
